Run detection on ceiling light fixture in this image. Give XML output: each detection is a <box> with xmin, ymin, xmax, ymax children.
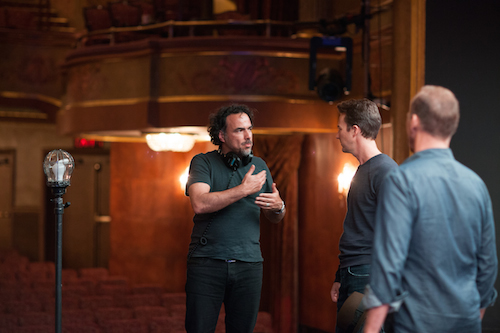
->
<box><xmin>145</xmin><ymin>133</ymin><xmax>197</xmax><ymax>152</ymax></box>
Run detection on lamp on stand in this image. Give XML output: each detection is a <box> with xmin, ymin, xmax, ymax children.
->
<box><xmin>43</xmin><ymin>149</ymin><xmax>75</xmax><ymax>333</ymax></box>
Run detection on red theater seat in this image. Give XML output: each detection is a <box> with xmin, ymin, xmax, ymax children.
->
<box><xmin>101</xmin><ymin>318</ymin><xmax>149</xmax><ymax>333</ymax></box>
<box><xmin>79</xmin><ymin>267</ymin><xmax>109</xmax><ymax>280</ymax></box>
<box><xmin>18</xmin><ymin>311</ymin><xmax>54</xmax><ymax>327</ymax></box>
<box><xmin>95</xmin><ymin>307</ymin><xmax>134</xmax><ymax>326</ymax></box>
<box><xmin>125</xmin><ymin>294</ymin><xmax>161</xmax><ymax>308</ymax></box>
<box><xmin>134</xmin><ymin>305</ymin><xmax>169</xmax><ymax>320</ymax></box>
<box><xmin>131</xmin><ymin>283</ymin><xmax>163</xmax><ymax>295</ymax></box>
<box><xmin>149</xmin><ymin>315</ymin><xmax>185</xmax><ymax>333</ymax></box>
<box><xmin>80</xmin><ymin>295</ymin><xmax>115</xmax><ymax>310</ymax></box>
<box><xmin>109</xmin><ymin>1</ymin><xmax>142</xmax><ymax>27</ymax></box>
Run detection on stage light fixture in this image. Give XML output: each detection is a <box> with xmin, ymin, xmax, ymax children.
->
<box><xmin>309</xmin><ymin>36</ymin><xmax>353</xmax><ymax>102</ymax></box>
<box><xmin>316</xmin><ymin>68</ymin><xmax>345</xmax><ymax>103</ymax></box>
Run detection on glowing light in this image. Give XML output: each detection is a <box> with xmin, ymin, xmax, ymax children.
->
<box><xmin>337</xmin><ymin>163</ymin><xmax>357</xmax><ymax>196</ymax></box>
<box><xmin>43</xmin><ymin>149</ymin><xmax>75</xmax><ymax>186</ymax></box>
<box><xmin>146</xmin><ymin>133</ymin><xmax>196</xmax><ymax>152</ymax></box>
<box><xmin>179</xmin><ymin>166</ymin><xmax>190</xmax><ymax>191</ymax></box>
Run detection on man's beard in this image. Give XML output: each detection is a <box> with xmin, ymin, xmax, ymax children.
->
<box><xmin>239</xmin><ymin>140</ymin><xmax>252</xmax><ymax>157</ymax></box>
<box><xmin>240</xmin><ymin>149</ymin><xmax>251</xmax><ymax>157</ymax></box>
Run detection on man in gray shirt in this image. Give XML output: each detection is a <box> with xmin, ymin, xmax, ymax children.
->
<box><xmin>185</xmin><ymin>104</ymin><xmax>285</xmax><ymax>333</ymax></box>
<box><xmin>330</xmin><ymin>99</ymin><xmax>397</xmax><ymax>332</ymax></box>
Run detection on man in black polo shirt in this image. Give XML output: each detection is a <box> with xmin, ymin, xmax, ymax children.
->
<box><xmin>185</xmin><ymin>104</ymin><xmax>285</xmax><ymax>333</ymax></box>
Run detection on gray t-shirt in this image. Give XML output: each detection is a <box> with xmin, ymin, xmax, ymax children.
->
<box><xmin>338</xmin><ymin>153</ymin><xmax>398</xmax><ymax>270</ymax></box>
<box><xmin>186</xmin><ymin>150</ymin><xmax>273</xmax><ymax>262</ymax></box>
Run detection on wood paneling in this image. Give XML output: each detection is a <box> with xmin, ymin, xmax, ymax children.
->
<box><xmin>108</xmin><ymin>141</ymin><xmax>214</xmax><ymax>290</ymax></box>
<box><xmin>0</xmin><ymin>150</ymin><xmax>15</xmax><ymax>250</ymax></box>
<box><xmin>298</xmin><ymin>133</ymin><xmax>358</xmax><ymax>332</ymax></box>
<box><xmin>391</xmin><ymin>0</ymin><xmax>426</xmax><ymax>164</ymax></box>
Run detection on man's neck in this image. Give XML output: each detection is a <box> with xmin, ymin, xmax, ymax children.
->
<box><xmin>354</xmin><ymin>140</ymin><xmax>381</xmax><ymax>165</ymax></box>
<box><xmin>413</xmin><ymin>132</ymin><xmax>450</xmax><ymax>153</ymax></box>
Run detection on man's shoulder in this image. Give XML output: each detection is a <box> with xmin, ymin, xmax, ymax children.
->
<box><xmin>370</xmin><ymin>154</ymin><xmax>398</xmax><ymax>175</ymax></box>
<box><xmin>251</xmin><ymin>155</ymin><xmax>266</xmax><ymax>165</ymax></box>
<box><xmin>191</xmin><ymin>150</ymin><xmax>218</xmax><ymax>162</ymax></box>
<box><xmin>376</xmin><ymin>153</ymin><xmax>398</xmax><ymax>166</ymax></box>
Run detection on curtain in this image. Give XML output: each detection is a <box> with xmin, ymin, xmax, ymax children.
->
<box><xmin>253</xmin><ymin>133</ymin><xmax>303</xmax><ymax>333</ymax></box>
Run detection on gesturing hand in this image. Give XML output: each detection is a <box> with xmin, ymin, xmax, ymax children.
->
<box><xmin>241</xmin><ymin>165</ymin><xmax>267</xmax><ymax>195</ymax></box>
<box><xmin>255</xmin><ymin>183</ymin><xmax>282</xmax><ymax>211</ymax></box>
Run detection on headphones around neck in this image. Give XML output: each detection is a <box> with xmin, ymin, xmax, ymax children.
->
<box><xmin>218</xmin><ymin>150</ymin><xmax>253</xmax><ymax>171</ymax></box>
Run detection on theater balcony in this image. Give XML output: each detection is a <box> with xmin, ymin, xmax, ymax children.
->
<box><xmin>59</xmin><ymin>18</ymin><xmax>353</xmax><ymax>142</ymax></box>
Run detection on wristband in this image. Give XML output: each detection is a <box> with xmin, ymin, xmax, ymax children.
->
<box><xmin>274</xmin><ymin>201</ymin><xmax>285</xmax><ymax>214</ymax></box>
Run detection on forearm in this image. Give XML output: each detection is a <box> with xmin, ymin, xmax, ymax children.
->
<box><xmin>191</xmin><ymin>184</ymin><xmax>249</xmax><ymax>214</ymax></box>
<box><xmin>363</xmin><ymin>305</ymin><xmax>389</xmax><ymax>333</ymax></box>
<box><xmin>263</xmin><ymin>206</ymin><xmax>285</xmax><ymax>223</ymax></box>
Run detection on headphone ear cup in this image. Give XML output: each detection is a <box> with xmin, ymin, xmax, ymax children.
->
<box><xmin>221</xmin><ymin>151</ymin><xmax>240</xmax><ymax>171</ymax></box>
<box><xmin>228</xmin><ymin>154</ymin><xmax>240</xmax><ymax>171</ymax></box>
<box><xmin>219</xmin><ymin>151</ymin><xmax>251</xmax><ymax>170</ymax></box>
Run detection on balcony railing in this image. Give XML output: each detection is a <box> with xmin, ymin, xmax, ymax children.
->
<box><xmin>77</xmin><ymin>18</ymin><xmax>323</xmax><ymax>47</ymax></box>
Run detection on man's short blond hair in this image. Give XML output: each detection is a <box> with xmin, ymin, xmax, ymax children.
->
<box><xmin>410</xmin><ymin>85</ymin><xmax>460</xmax><ymax>138</ymax></box>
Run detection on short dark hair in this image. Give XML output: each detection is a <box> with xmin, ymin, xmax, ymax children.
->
<box><xmin>410</xmin><ymin>85</ymin><xmax>459</xmax><ymax>138</ymax></box>
<box><xmin>336</xmin><ymin>99</ymin><xmax>381</xmax><ymax>139</ymax></box>
<box><xmin>208</xmin><ymin>104</ymin><xmax>254</xmax><ymax>146</ymax></box>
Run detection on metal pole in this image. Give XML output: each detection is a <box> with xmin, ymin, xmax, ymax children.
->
<box><xmin>52</xmin><ymin>187</ymin><xmax>66</xmax><ymax>333</ymax></box>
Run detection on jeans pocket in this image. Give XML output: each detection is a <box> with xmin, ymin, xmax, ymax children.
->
<box><xmin>347</xmin><ymin>265</ymin><xmax>370</xmax><ymax>277</ymax></box>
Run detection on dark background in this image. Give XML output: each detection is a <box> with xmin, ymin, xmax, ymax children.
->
<box><xmin>426</xmin><ymin>1</ymin><xmax>500</xmax><ymax>331</ymax></box>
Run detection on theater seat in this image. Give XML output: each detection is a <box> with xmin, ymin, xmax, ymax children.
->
<box><xmin>149</xmin><ymin>316</ymin><xmax>185</xmax><ymax>333</ymax></box>
<box><xmin>101</xmin><ymin>318</ymin><xmax>149</xmax><ymax>333</ymax></box>
<box><xmin>94</xmin><ymin>307</ymin><xmax>134</xmax><ymax>326</ymax></box>
<box><xmin>78</xmin><ymin>267</ymin><xmax>109</xmax><ymax>280</ymax></box>
<box><xmin>134</xmin><ymin>305</ymin><xmax>169</xmax><ymax>320</ymax></box>
<box><xmin>131</xmin><ymin>283</ymin><xmax>163</xmax><ymax>295</ymax></box>
<box><xmin>109</xmin><ymin>0</ymin><xmax>142</xmax><ymax>27</ymax></box>
<box><xmin>18</xmin><ymin>311</ymin><xmax>54</xmax><ymax>327</ymax></box>
<box><xmin>125</xmin><ymin>294</ymin><xmax>161</xmax><ymax>308</ymax></box>
<box><xmin>80</xmin><ymin>295</ymin><xmax>115</xmax><ymax>310</ymax></box>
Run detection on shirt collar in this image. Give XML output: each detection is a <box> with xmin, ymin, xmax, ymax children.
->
<box><xmin>404</xmin><ymin>148</ymin><xmax>454</xmax><ymax>165</ymax></box>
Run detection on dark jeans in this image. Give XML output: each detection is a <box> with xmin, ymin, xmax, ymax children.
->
<box><xmin>185</xmin><ymin>257</ymin><xmax>263</xmax><ymax>333</ymax></box>
<box><xmin>336</xmin><ymin>264</ymin><xmax>371</xmax><ymax>333</ymax></box>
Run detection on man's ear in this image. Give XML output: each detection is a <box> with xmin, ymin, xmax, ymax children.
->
<box><xmin>218</xmin><ymin>131</ymin><xmax>225</xmax><ymax>143</ymax></box>
<box><xmin>351</xmin><ymin>124</ymin><xmax>361</xmax><ymax>137</ymax></box>
<box><xmin>409</xmin><ymin>113</ymin><xmax>420</xmax><ymax>132</ymax></box>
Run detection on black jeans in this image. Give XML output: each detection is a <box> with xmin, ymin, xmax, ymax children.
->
<box><xmin>185</xmin><ymin>257</ymin><xmax>263</xmax><ymax>333</ymax></box>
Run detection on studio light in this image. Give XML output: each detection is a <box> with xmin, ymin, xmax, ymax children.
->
<box><xmin>316</xmin><ymin>68</ymin><xmax>345</xmax><ymax>103</ymax></box>
<box><xmin>309</xmin><ymin>36</ymin><xmax>353</xmax><ymax>103</ymax></box>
